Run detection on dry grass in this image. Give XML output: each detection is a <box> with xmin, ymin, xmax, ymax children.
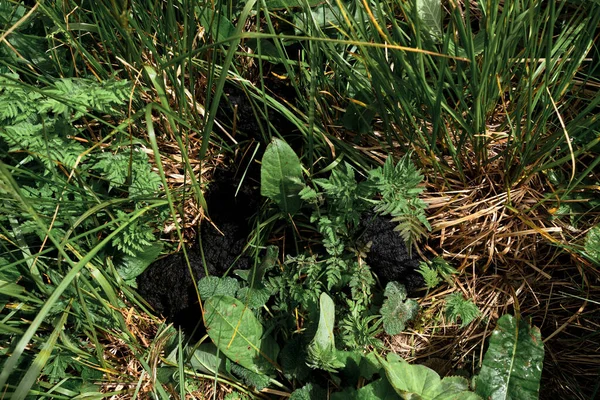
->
<box><xmin>306</xmin><ymin>110</ymin><xmax>600</xmax><ymax>397</ymax></box>
<box><xmin>380</xmin><ymin>140</ymin><xmax>600</xmax><ymax>398</ymax></box>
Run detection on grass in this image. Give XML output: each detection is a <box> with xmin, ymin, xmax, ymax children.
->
<box><xmin>1</xmin><ymin>0</ymin><xmax>599</xmax><ymax>398</ymax></box>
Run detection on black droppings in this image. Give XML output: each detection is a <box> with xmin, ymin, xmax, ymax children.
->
<box><xmin>357</xmin><ymin>212</ymin><xmax>424</xmax><ymax>293</ymax></box>
<box><xmin>137</xmin><ymin>166</ymin><xmax>260</xmax><ymax>335</ymax></box>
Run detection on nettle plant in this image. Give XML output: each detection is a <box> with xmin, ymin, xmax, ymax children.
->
<box><xmin>191</xmin><ymin>139</ymin><xmax>544</xmax><ymax>398</ymax></box>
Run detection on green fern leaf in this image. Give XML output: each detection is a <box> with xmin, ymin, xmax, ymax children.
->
<box><xmin>369</xmin><ymin>155</ymin><xmax>430</xmax><ymax>247</ymax></box>
<box><xmin>111</xmin><ymin>210</ymin><xmax>156</xmax><ymax>257</ymax></box>
<box><xmin>418</xmin><ymin>262</ymin><xmax>441</xmax><ymax>289</ymax></box>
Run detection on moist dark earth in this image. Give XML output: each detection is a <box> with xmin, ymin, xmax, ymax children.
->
<box><xmin>358</xmin><ymin>212</ymin><xmax>423</xmax><ymax>292</ymax></box>
<box><xmin>137</xmin><ymin>166</ymin><xmax>260</xmax><ymax>334</ymax></box>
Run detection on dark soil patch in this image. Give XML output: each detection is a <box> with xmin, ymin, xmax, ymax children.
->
<box><xmin>137</xmin><ymin>165</ymin><xmax>260</xmax><ymax>335</ymax></box>
<box><xmin>358</xmin><ymin>212</ymin><xmax>424</xmax><ymax>292</ymax></box>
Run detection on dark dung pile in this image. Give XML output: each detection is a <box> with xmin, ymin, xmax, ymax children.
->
<box><xmin>137</xmin><ymin>166</ymin><xmax>260</xmax><ymax>334</ymax></box>
<box><xmin>358</xmin><ymin>213</ymin><xmax>424</xmax><ymax>292</ymax></box>
<box><xmin>138</xmin><ymin>208</ymin><xmax>423</xmax><ymax>335</ymax></box>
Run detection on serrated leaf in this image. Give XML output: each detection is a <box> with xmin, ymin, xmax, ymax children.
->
<box><xmin>230</xmin><ymin>362</ymin><xmax>271</xmax><ymax>390</ymax></box>
<box><xmin>475</xmin><ymin>315</ymin><xmax>544</xmax><ymax>400</ymax></box>
<box><xmin>380</xmin><ymin>282</ymin><xmax>419</xmax><ymax>335</ymax></box>
<box><xmin>237</xmin><ymin>286</ymin><xmax>272</xmax><ymax>309</ymax></box>
<box><xmin>445</xmin><ymin>293</ymin><xmax>480</xmax><ymax>328</ymax></box>
<box><xmin>418</xmin><ymin>262</ymin><xmax>441</xmax><ymax>289</ymax></box>
<box><xmin>204</xmin><ymin>295</ymin><xmax>278</xmax><ymax>374</ymax></box>
<box><xmin>260</xmin><ymin>138</ymin><xmax>304</xmax><ymax>214</ymax></box>
<box><xmin>198</xmin><ymin>276</ymin><xmax>240</xmax><ymax>299</ymax></box>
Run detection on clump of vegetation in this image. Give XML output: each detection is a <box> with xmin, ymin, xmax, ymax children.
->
<box><xmin>380</xmin><ymin>282</ymin><xmax>419</xmax><ymax>335</ymax></box>
<box><xmin>261</xmin><ymin>139</ymin><xmax>426</xmax><ymax>349</ymax></box>
<box><xmin>1</xmin><ymin>0</ymin><xmax>598</xmax><ymax>398</ymax></box>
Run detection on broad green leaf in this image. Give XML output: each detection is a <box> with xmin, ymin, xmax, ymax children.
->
<box><xmin>307</xmin><ymin>292</ymin><xmax>344</xmax><ymax>371</ymax></box>
<box><xmin>475</xmin><ymin>315</ymin><xmax>544</xmax><ymax>400</ymax></box>
<box><xmin>380</xmin><ymin>353</ymin><xmax>481</xmax><ymax>400</ymax></box>
<box><xmin>264</xmin><ymin>0</ymin><xmax>325</xmax><ymax>10</ymax></box>
<box><xmin>204</xmin><ymin>295</ymin><xmax>278</xmax><ymax>374</ymax></box>
<box><xmin>197</xmin><ymin>8</ymin><xmax>235</xmax><ymax>42</ymax></box>
<box><xmin>332</xmin><ymin>376</ymin><xmax>400</xmax><ymax>400</ymax></box>
<box><xmin>189</xmin><ymin>343</ymin><xmax>228</xmax><ymax>375</ymax></box>
<box><xmin>294</xmin><ymin>3</ymin><xmax>360</xmax><ymax>33</ymax></box>
<box><xmin>261</xmin><ymin>138</ymin><xmax>304</xmax><ymax>214</ymax></box>
<box><xmin>416</xmin><ymin>0</ymin><xmax>442</xmax><ymax>40</ymax></box>
<box><xmin>312</xmin><ymin>292</ymin><xmax>336</xmax><ymax>349</ymax></box>
<box><xmin>356</xmin><ymin>378</ymin><xmax>400</xmax><ymax>400</ymax></box>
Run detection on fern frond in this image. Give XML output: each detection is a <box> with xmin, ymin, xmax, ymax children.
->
<box><xmin>340</xmin><ymin>301</ymin><xmax>383</xmax><ymax>349</ymax></box>
<box><xmin>391</xmin><ymin>211</ymin><xmax>430</xmax><ymax>249</ymax></box>
<box><xmin>369</xmin><ymin>155</ymin><xmax>430</xmax><ymax>248</ymax></box>
<box><xmin>111</xmin><ymin>210</ymin><xmax>156</xmax><ymax>256</ymax></box>
<box><xmin>418</xmin><ymin>262</ymin><xmax>441</xmax><ymax>289</ymax></box>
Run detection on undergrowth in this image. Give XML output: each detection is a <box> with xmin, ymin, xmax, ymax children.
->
<box><xmin>1</xmin><ymin>0</ymin><xmax>599</xmax><ymax>398</ymax></box>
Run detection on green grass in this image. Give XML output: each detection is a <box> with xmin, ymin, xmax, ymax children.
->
<box><xmin>1</xmin><ymin>0</ymin><xmax>599</xmax><ymax>398</ymax></box>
